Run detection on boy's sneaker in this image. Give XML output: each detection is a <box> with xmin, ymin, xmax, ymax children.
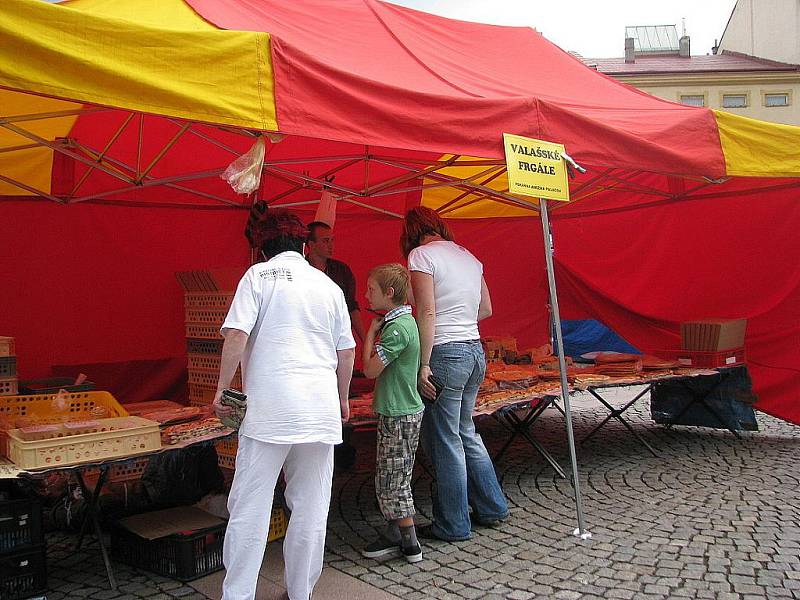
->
<box><xmin>361</xmin><ymin>535</ymin><xmax>401</xmax><ymax>559</ymax></box>
<box><xmin>401</xmin><ymin>543</ymin><xmax>423</xmax><ymax>563</ymax></box>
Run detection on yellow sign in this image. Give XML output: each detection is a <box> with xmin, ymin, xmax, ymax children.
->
<box><xmin>503</xmin><ymin>134</ymin><xmax>570</xmax><ymax>201</ymax></box>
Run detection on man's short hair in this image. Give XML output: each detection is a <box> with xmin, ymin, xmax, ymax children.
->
<box><xmin>368</xmin><ymin>263</ymin><xmax>411</xmax><ymax>305</ymax></box>
<box><xmin>307</xmin><ymin>221</ymin><xmax>332</xmax><ymax>242</ymax></box>
<box><xmin>256</xmin><ymin>210</ymin><xmax>307</xmax><ymax>258</ymax></box>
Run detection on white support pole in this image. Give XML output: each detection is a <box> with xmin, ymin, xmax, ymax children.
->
<box><xmin>538</xmin><ymin>198</ymin><xmax>592</xmax><ymax>540</ymax></box>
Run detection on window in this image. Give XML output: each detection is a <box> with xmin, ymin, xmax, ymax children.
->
<box><xmin>680</xmin><ymin>94</ymin><xmax>705</xmax><ymax>107</ymax></box>
<box><xmin>722</xmin><ymin>94</ymin><xmax>748</xmax><ymax>108</ymax></box>
<box><xmin>764</xmin><ymin>92</ymin><xmax>790</xmax><ymax>107</ymax></box>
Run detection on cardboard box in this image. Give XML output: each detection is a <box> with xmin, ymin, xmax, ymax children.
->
<box><xmin>680</xmin><ymin>319</ymin><xmax>746</xmax><ymax>351</ymax></box>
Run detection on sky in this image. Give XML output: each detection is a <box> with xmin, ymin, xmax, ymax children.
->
<box><xmin>388</xmin><ymin>0</ymin><xmax>738</xmax><ymax>58</ymax></box>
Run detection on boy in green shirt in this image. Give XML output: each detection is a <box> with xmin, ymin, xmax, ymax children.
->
<box><xmin>361</xmin><ymin>263</ymin><xmax>424</xmax><ymax>563</ymax></box>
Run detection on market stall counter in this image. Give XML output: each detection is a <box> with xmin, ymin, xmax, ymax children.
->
<box><xmin>0</xmin><ymin>392</ymin><xmax>234</xmax><ymax>590</ymax></box>
<box><xmin>347</xmin><ymin>348</ymin><xmax>757</xmax><ymax>478</ymax></box>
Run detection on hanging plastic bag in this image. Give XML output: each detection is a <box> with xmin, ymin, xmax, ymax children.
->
<box><xmin>314</xmin><ymin>189</ymin><xmax>337</xmax><ymax>228</ymax></box>
<box><xmin>220</xmin><ymin>136</ymin><xmax>266</xmax><ymax>195</ymax></box>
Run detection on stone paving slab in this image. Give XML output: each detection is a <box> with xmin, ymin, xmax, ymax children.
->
<box><xmin>41</xmin><ymin>388</ymin><xmax>800</xmax><ymax>599</ymax></box>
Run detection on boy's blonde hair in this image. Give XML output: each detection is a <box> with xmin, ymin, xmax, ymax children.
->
<box><xmin>368</xmin><ymin>263</ymin><xmax>410</xmax><ymax>305</ymax></box>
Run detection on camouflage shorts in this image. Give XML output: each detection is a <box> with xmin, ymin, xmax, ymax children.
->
<box><xmin>375</xmin><ymin>411</ymin><xmax>423</xmax><ymax>521</ymax></box>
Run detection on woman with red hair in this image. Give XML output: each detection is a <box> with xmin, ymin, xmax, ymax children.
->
<box><xmin>402</xmin><ymin>206</ymin><xmax>508</xmax><ymax>542</ymax></box>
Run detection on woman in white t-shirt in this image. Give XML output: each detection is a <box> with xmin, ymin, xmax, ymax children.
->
<box><xmin>402</xmin><ymin>206</ymin><xmax>509</xmax><ymax>542</ymax></box>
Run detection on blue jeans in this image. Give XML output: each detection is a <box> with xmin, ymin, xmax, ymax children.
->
<box><xmin>421</xmin><ymin>341</ymin><xmax>509</xmax><ymax>540</ymax></box>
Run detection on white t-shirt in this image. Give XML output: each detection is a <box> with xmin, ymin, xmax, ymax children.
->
<box><xmin>221</xmin><ymin>251</ymin><xmax>355</xmax><ymax>445</ymax></box>
<box><xmin>407</xmin><ymin>240</ymin><xmax>483</xmax><ymax>346</ymax></box>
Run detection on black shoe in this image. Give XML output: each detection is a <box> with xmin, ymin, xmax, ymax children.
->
<box><xmin>361</xmin><ymin>535</ymin><xmax>401</xmax><ymax>559</ymax></box>
<box><xmin>401</xmin><ymin>543</ymin><xmax>423</xmax><ymax>563</ymax></box>
<box><xmin>473</xmin><ymin>513</ymin><xmax>508</xmax><ymax>527</ymax></box>
<box><xmin>415</xmin><ymin>524</ymin><xmax>437</xmax><ymax>540</ymax></box>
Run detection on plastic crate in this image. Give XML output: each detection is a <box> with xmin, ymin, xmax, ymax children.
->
<box><xmin>217</xmin><ymin>452</ymin><xmax>236</xmax><ymax>470</ymax></box>
<box><xmin>215</xmin><ymin>437</ymin><xmax>237</xmax><ymax>469</ymax></box>
<box><xmin>652</xmin><ymin>347</ymin><xmax>745</xmax><ymax>369</ymax></box>
<box><xmin>0</xmin><ymin>545</ymin><xmax>47</xmax><ymax>600</ymax></box>
<box><xmin>83</xmin><ymin>456</ymin><xmax>151</xmax><ymax>486</ymax></box>
<box><xmin>0</xmin><ymin>494</ymin><xmax>43</xmax><ymax>554</ymax></box>
<box><xmin>0</xmin><ymin>338</ymin><xmax>14</xmax><ymax>358</ymax></box>
<box><xmin>185</xmin><ymin>308</ymin><xmax>229</xmax><ymax>325</ymax></box>
<box><xmin>188</xmin><ymin>368</ymin><xmax>240</xmax><ymax>389</ymax></box>
<box><xmin>0</xmin><ymin>358</ymin><xmax>16</xmax><ymax>379</ymax></box>
<box><xmin>0</xmin><ymin>391</ymin><xmax>127</xmax><ymax>422</ymax></box>
<box><xmin>268</xmin><ymin>505</ymin><xmax>287</xmax><ymax>542</ymax></box>
<box><xmin>188</xmin><ymin>383</ymin><xmax>215</xmax><ymax>406</ymax></box>
<box><xmin>186</xmin><ymin>339</ymin><xmax>224</xmax><ymax>355</ymax></box>
<box><xmin>7</xmin><ymin>416</ymin><xmax>161</xmax><ymax>470</ymax></box>
<box><xmin>111</xmin><ymin>522</ymin><xmax>225</xmax><ymax>581</ymax></box>
<box><xmin>185</xmin><ymin>323</ymin><xmax>224</xmax><ymax>340</ymax></box>
<box><xmin>187</xmin><ymin>354</ymin><xmax>221</xmax><ymax>372</ymax></box>
<box><xmin>0</xmin><ymin>379</ymin><xmax>18</xmax><ymax>397</ymax></box>
<box><xmin>184</xmin><ymin>292</ymin><xmax>234</xmax><ymax>309</ymax></box>
<box><xmin>215</xmin><ymin>437</ymin><xmax>238</xmax><ymax>457</ymax></box>
<box><xmin>17</xmin><ymin>377</ymin><xmax>95</xmax><ymax>395</ymax></box>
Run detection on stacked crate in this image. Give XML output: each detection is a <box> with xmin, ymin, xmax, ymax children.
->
<box><xmin>0</xmin><ymin>338</ymin><xmax>17</xmax><ymax>397</ymax></box>
<box><xmin>185</xmin><ymin>292</ymin><xmax>238</xmax><ymax>407</ymax></box>
<box><xmin>0</xmin><ymin>484</ymin><xmax>46</xmax><ymax>600</ymax></box>
<box><xmin>177</xmin><ymin>269</ymin><xmax>244</xmax><ymax>408</ymax></box>
<box><xmin>177</xmin><ymin>270</ymin><xmax>287</xmax><ymax>542</ymax></box>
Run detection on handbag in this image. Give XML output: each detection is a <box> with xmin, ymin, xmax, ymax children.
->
<box><xmin>220</xmin><ymin>388</ymin><xmax>247</xmax><ymax>430</ymax></box>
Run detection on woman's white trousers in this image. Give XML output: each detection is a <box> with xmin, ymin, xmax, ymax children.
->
<box><xmin>222</xmin><ymin>436</ymin><xmax>334</xmax><ymax>600</ymax></box>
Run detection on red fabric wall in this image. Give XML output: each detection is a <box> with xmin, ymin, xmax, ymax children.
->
<box><xmin>552</xmin><ymin>193</ymin><xmax>800</xmax><ymax>424</ymax></box>
<box><xmin>3</xmin><ymin>195</ymin><xmax>796</xmax><ymax>423</ymax></box>
<box><xmin>0</xmin><ymin>203</ymin><xmax>550</xmax><ymax>401</ymax></box>
<box><xmin>0</xmin><ymin>201</ymin><xmax>249</xmax><ymax>383</ymax></box>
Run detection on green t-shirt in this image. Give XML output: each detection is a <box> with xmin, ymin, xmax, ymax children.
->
<box><xmin>374</xmin><ymin>313</ymin><xmax>424</xmax><ymax>417</ymax></box>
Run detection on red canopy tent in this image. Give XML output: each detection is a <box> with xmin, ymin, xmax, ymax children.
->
<box><xmin>0</xmin><ymin>0</ymin><xmax>798</xmax><ymax>502</ymax></box>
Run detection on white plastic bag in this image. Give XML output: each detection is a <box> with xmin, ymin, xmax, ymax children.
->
<box><xmin>220</xmin><ymin>136</ymin><xmax>266</xmax><ymax>195</ymax></box>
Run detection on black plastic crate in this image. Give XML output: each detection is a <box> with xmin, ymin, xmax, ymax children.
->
<box><xmin>0</xmin><ymin>493</ymin><xmax>43</xmax><ymax>554</ymax></box>
<box><xmin>17</xmin><ymin>377</ymin><xmax>95</xmax><ymax>395</ymax></box>
<box><xmin>0</xmin><ymin>357</ymin><xmax>16</xmax><ymax>379</ymax></box>
<box><xmin>0</xmin><ymin>545</ymin><xmax>47</xmax><ymax>600</ymax></box>
<box><xmin>111</xmin><ymin>522</ymin><xmax>226</xmax><ymax>581</ymax></box>
<box><xmin>186</xmin><ymin>338</ymin><xmax>224</xmax><ymax>355</ymax></box>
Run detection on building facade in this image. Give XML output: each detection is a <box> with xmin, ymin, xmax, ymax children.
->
<box><xmin>584</xmin><ymin>19</ymin><xmax>800</xmax><ymax>126</ymax></box>
<box><xmin>717</xmin><ymin>0</ymin><xmax>800</xmax><ymax>65</ymax></box>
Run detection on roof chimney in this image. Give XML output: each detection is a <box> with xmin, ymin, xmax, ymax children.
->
<box><xmin>679</xmin><ymin>35</ymin><xmax>690</xmax><ymax>57</ymax></box>
<box><xmin>625</xmin><ymin>37</ymin><xmax>635</xmax><ymax>63</ymax></box>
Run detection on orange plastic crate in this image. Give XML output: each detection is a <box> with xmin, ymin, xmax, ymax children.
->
<box><xmin>184</xmin><ymin>292</ymin><xmax>234</xmax><ymax>310</ymax></box>
<box><xmin>215</xmin><ymin>437</ymin><xmax>238</xmax><ymax>457</ymax></box>
<box><xmin>187</xmin><ymin>354</ymin><xmax>222</xmax><ymax>372</ymax></box>
<box><xmin>0</xmin><ymin>337</ymin><xmax>15</xmax><ymax>358</ymax></box>
<box><xmin>185</xmin><ymin>308</ymin><xmax>229</xmax><ymax>325</ymax></box>
<box><xmin>188</xmin><ymin>384</ymin><xmax>216</xmax><ymax>406</ymax></box>
<box><xmin>188</xmin><ymin>368</ymin><xmax>241</xmax><ymax>389</ymax></box>
<box><xmin>84</xmin><ymin>456</ymin><xmax>151</xmax><ymax>485</ymax></box>
<box><xmin>185</xmin><ymin>323</ymin><xmax>224</xmax><ymax>340</ymax></box>
<box><xmin>0</xmin><ymin>391</ymin><xmax>128</xmax><ymax>421</ymax></box>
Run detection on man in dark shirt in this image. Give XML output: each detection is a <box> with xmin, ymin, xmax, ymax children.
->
<box><xmin>306</xmin><ymin>221</ymin><xmax>366</xmax><ymax>343</ymax></box>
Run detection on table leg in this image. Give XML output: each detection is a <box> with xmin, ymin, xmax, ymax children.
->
<box><xmin>493</xmin><ymin>400</ymin><xmax>566</xmax><ymax>478</ymax></box>
<box><xmin>582</xmin><ymin>385</ymin><xmax>658</xmax><ymax>457</ymax></box>
<box><xmin>75</xmin><ymin>467</ymin><xmax>117</xmax><ymax>590</ymax></box>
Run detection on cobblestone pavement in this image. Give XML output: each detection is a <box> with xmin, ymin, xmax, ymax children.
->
<box><xmin>43</xmin><ymin>387</ymin><xmax>800</xmax><ymax>599</ymax></box>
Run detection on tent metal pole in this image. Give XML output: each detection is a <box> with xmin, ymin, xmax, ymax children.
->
<box><xmin>538</xmin><ymin>198</ymin><xmax>592</xmax><ymax>540</ymax></box>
